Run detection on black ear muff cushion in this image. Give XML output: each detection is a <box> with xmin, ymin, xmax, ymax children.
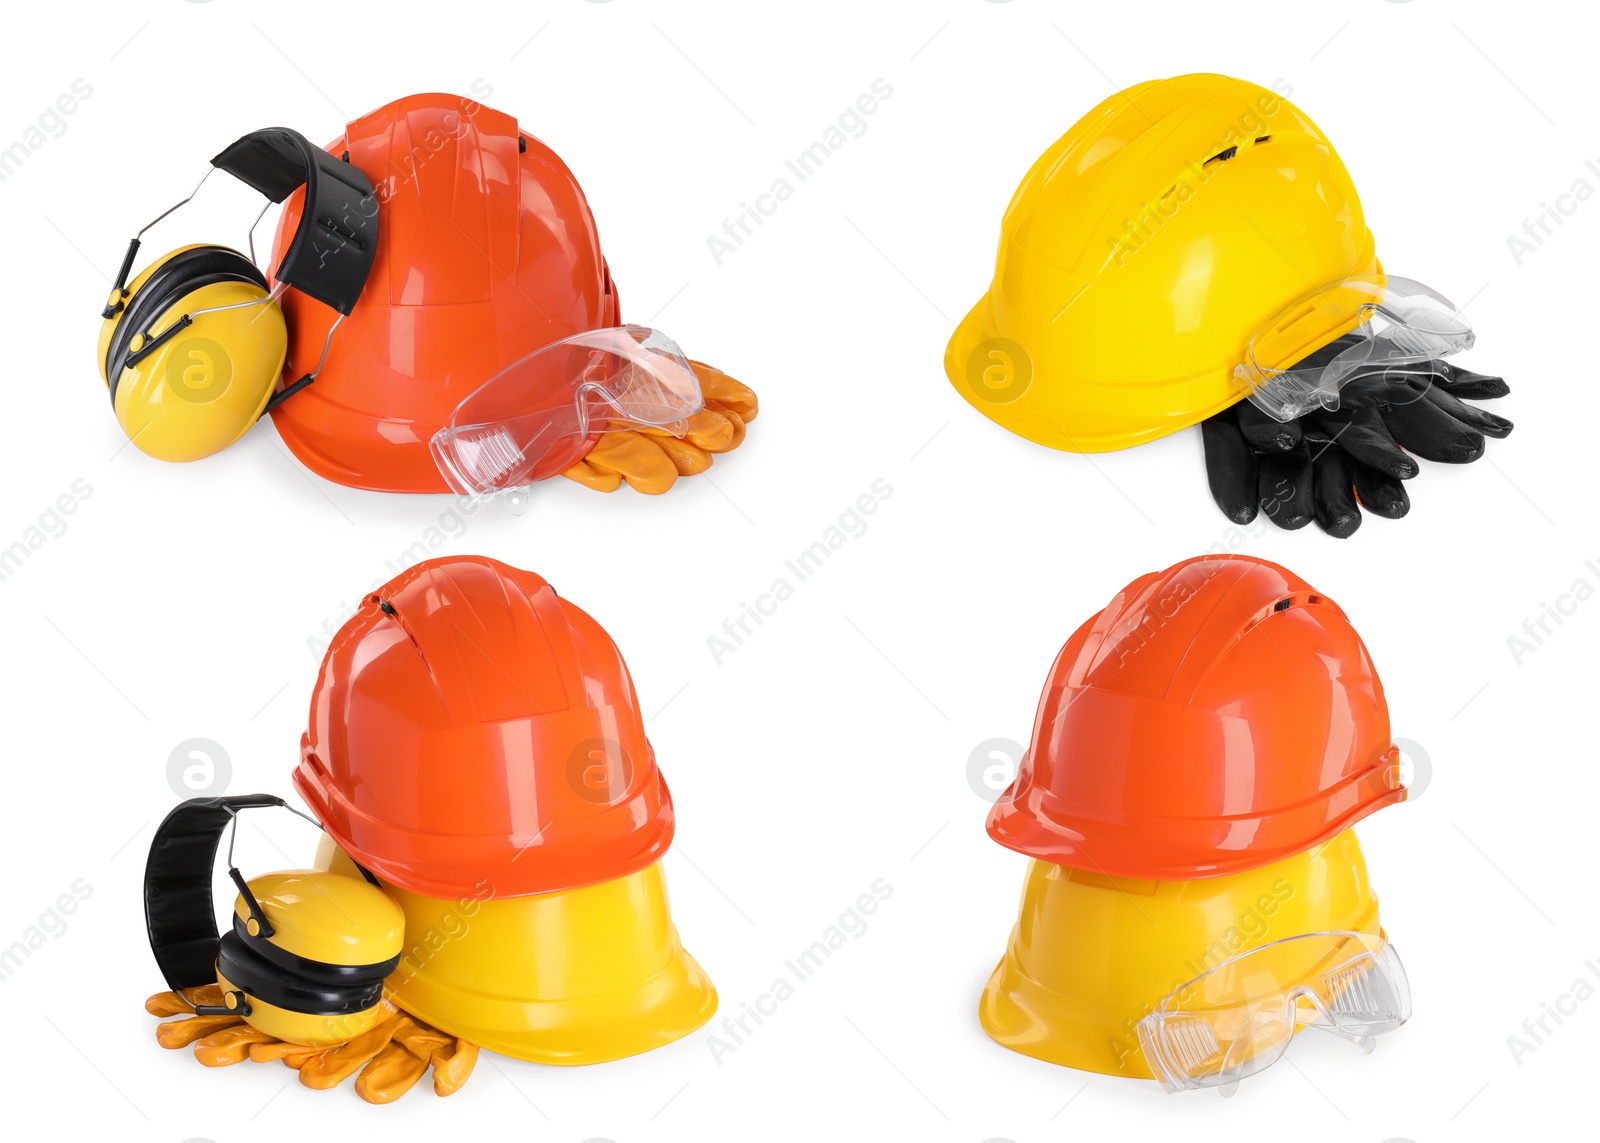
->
<box><xmin>216</xmin><ymin>931</ymin><xmax>385</xmax><ymax>1016</ymax></box>
<box><xmin>106</xmin><ymin>245</ymin><xmax>269</xmax><ymax>405</ymax></box>
<box><xmin>230</xmin><ymin>913</ymin><xmax>398</xmax><ymax>987</ymax></box>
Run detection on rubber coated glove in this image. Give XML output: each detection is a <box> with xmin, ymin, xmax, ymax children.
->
<box><xmin>147</xmin><ymin>987</ymin><xmax>478</xmax><ymax>1102</ymax></box>
<box><xmin>562</xmin><ymin>361</ymin><xmax>758</xmax><ymax>494</ymax></box>
<box><xmin>1202</xmin><ymin>339</ymin><xmax>1511</xmax><ymax>537</ymax></box>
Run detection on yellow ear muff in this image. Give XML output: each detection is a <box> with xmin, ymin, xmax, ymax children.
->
<box><xmin>101</xmin><ymin>244</ymin><xmax>287</xmax><ymax>463</ymax></box>
<box><xmin>218</xmin><ymin>870</ymin><xmax>405</xmax><ymax>1047</ymax></box>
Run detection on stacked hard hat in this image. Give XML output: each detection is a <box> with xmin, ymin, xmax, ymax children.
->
<box><xmin>294</xmin><ymin>555</ymin><xmax>716</xmax><ymax>1063</ymax></box>
<box><xmin>980</xmin><ymin>555</ymin><xmax>1412</xmax><ymax>1095</ymax></box>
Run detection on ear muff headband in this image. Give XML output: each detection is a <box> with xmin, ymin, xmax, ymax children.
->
<box><xmin>208</xmin><ymin>128</ymin><xmax>377</xmax><ymax>316</ymax></box>
<box><xmin>104</xmin><ymin>245</ymin><xmax>267</xmax><ymax>404</ymax></box>
<box><xmin>107</xmin><ymin>128</ymin><xmax>376</xmax><ymax>319</ymax></box>
<box><xmin>143</xmin><ymin>794</ymin><xmax>394</xmax><ymax>1005</ymax></box>
<box><xmin>144</xmin><ymin>793</ymin><xmax>286</xmax><ymax>993</ymax></box>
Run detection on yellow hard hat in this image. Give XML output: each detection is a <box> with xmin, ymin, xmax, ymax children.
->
<box><xmin>316</xmin><ymin>838</ymin><xmax>716</xmax><ymax>1064</ymax></box>
<box><xmin>979</xmin><ymin>828</ymin><xmax>1382</xmax><ymax>1079</ymax></box>
<box><xmin>945</xmin><ymin>73</ymin><xmax>1381</xmax><ymax>452</ymax></box>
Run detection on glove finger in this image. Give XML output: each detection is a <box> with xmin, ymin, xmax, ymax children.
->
<box><xmin>561</xmin><ymin>457</ymin><xmax>624</xmax><ymax>493</ymax></box>
<box><xmin>1352</xmin><ymin>462</ymin><xmax>1411</xmax><ymax>519</ymax></box>
<box><xmin>1258</xmin><ymin>451</ymin><xmax>1314</xmax><ymax>530</ymax></box>
<box><xmin>1436</xmin><ymin>362</ymin><xmax>1510</xmax><ymax>401</ymax></box>
<box><xmin>582</xmin><ymin>432</ymin><xmax>680</xmax><ymax>495</ymax></box>
<box><xmin>652</xmin><ymin>434</ymin><xmax>714</xmax><ymax>475</ymax></box>
<box><xmin>1419</xmin><ymin>382</ymin><xmax>1514</xmax><ymax>439</ymax></box>
<box><xmin>690</xmin><ymin>361</ymin><xmax>758</xmax><ymax>421</ymax></box>
<box><xmin>356</xmin><ymin>1041</ymin><xmax>430</xmax><ymax>1105</ymax></box>
<box><xmin>1382</xmin><ymin>392</ymin><xmax>1487</xmax><ymax>463</ymax></box>
<box><xmin>393</xmin><ymin>1021</ymin><xmax>454</xmax><ymax>1063</ymax></box>
<box><xmin>1307</xmin><ymin>404</ymin><xmax>1418</xmax><ymax>480</ymax></box>
<box><xmin>146</xmin><ymin>991</ymin><xmax>194</xmax><ymax>1018</ymax></box>
<box><xmin>195</xmin><ymin>1025</ymin><xmax>280</xmax><ymax>1067</ymax></box>
<box><xmin>431</xmin><ymin>1039</ymin><xmax>479</xmax><ymax>1097</ymax></box>
<box><xmin>249</xmin><ymin>1039</ymin><xmax>318</xmax><ymax>1064</ymax></box>
<box><xmin>157</xmin><ymin>1014</ymin><xmax>245</xmax><ymax>1049</ymax></box>
<box><xmin>298</xmin><ymin>1014</ymin><xmax>403</xmax><ymax>1091</ymax></box>
<box><xmin>634</xmin><ymin>410</ymin><xmax>739</xmax><ymax>454</ymax></box>
<box><xmin>706</xmin><ymin>402</ymin><xmax>748</xmax><ymax>449</ymax></box>
<box><xmin>1310</xmin><ymin>448</ymin><xmax>1362</xmax><ymax>539</ymax></box>
<box><xmin>682</xmin><ymin>410</ymin><xmax>736</xmax><ymax>452</ymax></box>
<box><xmin>1235</xmin><ymin>400</ymin><xmax>1302</xmax><ymax>453</ymax></box>
<box><xmin>1200</xmin><ymin>412</ymin><xmax>1260</xmax><ymax>524</ymax></box>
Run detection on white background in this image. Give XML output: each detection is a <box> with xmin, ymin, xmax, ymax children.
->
<box><xmin>1</xmin><ymin>1</ymin><xmax>1593</xmax><ymax>1140</ymax></box>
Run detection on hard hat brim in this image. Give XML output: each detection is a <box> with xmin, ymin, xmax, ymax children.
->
<box><xmin>943</xmin><ymin>297</ymin><xmax>1241</xmax><ymax>454</ymax></box>
<box><xmin>293</xmin><ymin>759</ymin><xmax>675</xmax><ymax>900</ymax></box>
<box><xmin>986</xmin><ymin>774</ymin><xmax>1406</xmax><ymax>882</ymax></box>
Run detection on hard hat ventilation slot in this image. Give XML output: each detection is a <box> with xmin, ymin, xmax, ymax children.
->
<box><xmin>1203</xmin><ymin>145</ymin><xmax>1238</xmax><ymax>167</ymax></box>
<box><xmin>1255</xmin><ymin>135</ymin><xmax>1272</xmax><ymax>144</ymax></box>
<box><xmin>1273</xmin><ymin>598</ymin><xmax>1293</xmax><ymax>613</ymax></box>
<box><xmin>370</xmin><ymin>594</ymin><xmax>428</xmax><ymax>657</ymax></box>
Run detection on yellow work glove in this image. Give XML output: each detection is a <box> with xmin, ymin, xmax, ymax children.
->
<box><xmin>563</xmin><ymin>360</ymin><xmax>758</xmax><ymax>494</ymax></box>
<box><xmin>147</xmin><ymin>988</ymin><xmax>479</xmax><ymax>1103</ymax></box>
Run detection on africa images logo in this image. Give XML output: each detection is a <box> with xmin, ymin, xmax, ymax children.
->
<box><xmin>165</xmin><ymin>337</ymin><xmax>233</xmax><ymax>404</ymax></box>
<box><xmin>964</xmin><ymin>337</ymin><xmax>1032</xmax><ymax>405</ymax></box>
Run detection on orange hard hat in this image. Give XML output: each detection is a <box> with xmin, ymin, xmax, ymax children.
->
<box><xmin>987</xmin><ymin>555</ymin><xmax>1405</xmax><ymax>880</ymax></box>
<box><xmin>292</xmin><ymin>556</ymin><xmax>672</xmax><ymax>899</ymax></box>
<box><xmin>267</xmin><ymin>93</ymin><xmax>619</xmax><ymax>492</ymax></box>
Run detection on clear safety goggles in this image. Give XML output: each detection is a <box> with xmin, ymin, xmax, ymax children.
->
<box><xmin>1137</xmin><ymin>930</ymin><xmax>1411</xmax><ymax>1097</ymax></box>
<box><xmin>430</xmin><ymin>325</ymin><xmax>703</xmax><ymax>503</ymax></box>
<box><xmin>1234</xmin><ymin>276</ymin><xmax>1474</xmax><ymax>421</ymax></box>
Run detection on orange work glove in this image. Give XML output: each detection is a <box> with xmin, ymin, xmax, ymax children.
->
<box><xmin>563</xmin><ymin>360</ymin><xmax>758</xmax><ymax>494</ymax></box>
<box><xmin>146</xmin><ymin>988</ymin><xmax>479</xmax><ymax>1103</ymax></box>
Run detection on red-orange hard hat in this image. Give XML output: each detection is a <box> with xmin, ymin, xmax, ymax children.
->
<box><xmin>292</xmin><ymin>556</ymin><xmax>671</xmax><ymax>899</ymax></box>
<box><xmin>268</xmin><ymin>93</ymin><xmax>619</xmax><ymax>492</ymax></box>
<box><xmin>987</xmin><ymin>555</ymin><xmax>1405</xmax><ymax>880</ymax></box>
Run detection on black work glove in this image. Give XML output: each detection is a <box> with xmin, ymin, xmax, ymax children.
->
<box><xmin>1202</xmin><ymin>343</ymin><xmax>1512</xmax><ymax>538</ymax></box>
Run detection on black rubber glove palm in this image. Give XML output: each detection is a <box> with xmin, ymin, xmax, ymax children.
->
<box><xmin>1202</xmin><ymin>343</ymin><xmax>1512</xmax><ymax>538</ymax></box>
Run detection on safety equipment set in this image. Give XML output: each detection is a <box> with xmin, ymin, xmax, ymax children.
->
<box><xmin>97</xmin><ymin>93</ymin><xmax>757</xmax><ymax>503</ymax></box>
<box><xmin>119</xmin><ymin>77</ymin><xmax>1453</xmax><ymax>1106</ymax></box>
<box><xmin>143</xmin><ymin>557</ymin><xmax>716</xmax><ymax>1102</ymax></box>
<box><xmin>945</xmin><ymin>72</ymin><xmax>1513</xmax><ymax>537</ymax></box>
<box><xmin>980</xmin><ymin>554</ymin><xmax>1412</xmax><ymax>1094</ymax></box>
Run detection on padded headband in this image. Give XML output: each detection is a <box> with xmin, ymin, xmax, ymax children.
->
<box><xmin>210</xmin><ymin>127</ymin><xmax>377</xmax><ymax>315</ymax></box>
<box><xmin>144</xmin><ymin>794</ymin><xmax>287</xmax><ymax>992</ymax></box>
